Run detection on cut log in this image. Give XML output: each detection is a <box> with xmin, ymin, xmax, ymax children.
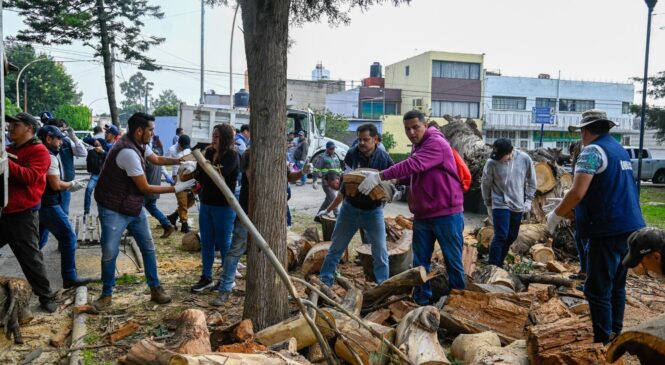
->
<box><xmin>546</xmin><ymin>261</ymin><xmax>568</xmax><ymax>273</ymax></box>
<box><xmin>357</xmin><ymin>230</ymin><xmax>413</xmax><ymax>282</ymax></box>
<box><xmin>395</xmin><ymin>215</ymin><xmax>413</xmax><ymax>230</ymax></box>
<box><xmin>606</xmin><ymin>312</ymin><xmax>665</xmax><ymax>364</ymax></box>
<box><xmin>529</xmin><ymin>297</ymin><xmax>575</xmax><ymax>325</ymax></box>
<box><xmin>343</xmin><ymin>169</ymin><xmax>386</xmax><ymax>201</ymax></box>
<box><xmin>336</xmin><ymin>275</ymin><xmax>363</xmax><ymax>316</ymax></box>
<box><xmin>517</xmin><ymin>274</ymin><xmax>573</xmax><ymax>288</ymax></box>
<box><xmin>301</xmin><ymin>242</ymin><xmax>347</xmax><ymax>275</ymax></box>
<box><xmin>302</xmin><ymin>227</ymin><xmax>321</xmax><ymax>243</ymax></box>
<box><xmin>50</xmin><ymin>322</ymin><xmax>72</xmax><ymax>348</ymax></box>
<box><xmin>308</xmin><ymin>275</ymin><xmax>342</xmax><ymax>304</ymax></box>
<box><xmin>363</xmin><ymin>309</ymin><xmax>391</xmax><ymax>325</ymax></box>
<box><xmin>362</xmin><ymin>266</ymin><xmax>427</xmax><ymax>309</ymax></box>
<box><xmin>527</xmin><ymin>283</ymin><xmax>555</xmax><ymax>302</ymax></box>
<box><xmin>0</xmin><ymin>277</ymin><xmax>33</xmax><ymax>344</ymax></box>
<box><xmin>469</xmin><ymin>339</ymin><xmax>529</xmax><ymax>365</ymax></box>
<box><xmin>171</xmin><ymin>309</ymin><xmax>211</xmax><ymax>354</ymax></box>
<box><xmin>462</xmin><ymin>243</ymin><xmax>478</xmax><ymax>277</ymax></box>
<box><xmin>395</xmin><ymin>306</ymin><xmax>449</xmax><ymax>365</ymax></box>
<box><xmin>529</xmin><ymin>244</ymin><xmax>555</xmax><ymax>263</ymax></box>
<box><xmin>110</xmin><ymin>321</ymin><xmax>140</xmax><ymax>344</ymax></box>
<box><xmin>451</xmin><ymin>331</ymin><xmax>502</xmax><ymax>364</ymax></box>
<box><xmin>268</xmin><ymin>337</ymin><xmax>298</xmax><ymax>353</ymax></box>
<box><xmin>511</xmin><ymin>224</ymin><xmax>549</xmax><ymax>256</ymax></box>
<box><xmin>254</xmin><ymin>310</ymin><xmax>335</xmax><ymax>350</ymax></box>
<box><xmin>476</xmin><ymin>227</ymin><xmax>494</xmax><ymax>254</ymax></box>
<box><xmin>440</xmin><ymin>290</ymin><xmax>532</xmax><ymax>344</ymax></box>
<box><xmin>320</xmin><ymin>216</ymin><xmax>337</xmax><ymax>242</ymax></box>
<box><xmin>329</xmin><ymin>308</ymin><xmax>395</xmax><ymax>365</ymax></box>
<box><xmin>217</xmin><ymin>341</ymin><xmax>268</xmax><ymax>353</ymax></box>
<box><xmin>472</xmin><ymin>265</ymin><xmax>516</xmax><ymax>291</ymax></box>
<box><xmin>527</xmin><ymin>316</ymin><xmax>610</xmax><ymax>365</ymax></box>
<box><xmin>467</xmin><ymin>283</ymin><xmax>515</xmax><ymax>294</ymax></box>
<box><xmin>388</xmin><ymin>300</ymin><xmax>419</xmax><ymax>323</ymax></box>
<box><xmin>232</xmin><ymin>319</ymin><xmax>254</xmax><ymax>342</ymax></box>
<box><xmin>534</xmin><ymin>162</ymin><xmax>557</xmax><ymax>194</ymax></box>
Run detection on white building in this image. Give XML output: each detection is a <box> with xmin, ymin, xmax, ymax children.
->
<box><xmin>483</xmin><ymin>74</ymin><xmax>637</xmax><ymax>150</ymax></box>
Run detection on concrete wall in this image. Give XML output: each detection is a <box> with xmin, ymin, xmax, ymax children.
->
<box><xmin>287</xmin><ymin>79</ymin><xmax>346</xmax><ymax>110</ymax></box>
<box><xmin>326</xmin><ymin>88</ymin><xmax>360</xmax><ymax>117</ymax></box>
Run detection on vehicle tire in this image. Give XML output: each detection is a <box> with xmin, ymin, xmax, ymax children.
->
<box><xmin>654</xmin><ymin>169</ymin><xmax>665</xmax><ymax>184</ymax></box>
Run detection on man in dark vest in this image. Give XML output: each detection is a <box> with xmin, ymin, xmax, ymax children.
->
<box><xmin>92</xmin><ymin>112</ymin><xmax>196</xmax><ymax>310</ymax></box>
<box><xmin>37</xmin><ymin>125</ymin><xmax>91</xmax><ymax>288</ymax></box>
<box><xmin>547</xmin><ymin>109</ymin><xmax>645</xmax><ymax>344</ymax></box>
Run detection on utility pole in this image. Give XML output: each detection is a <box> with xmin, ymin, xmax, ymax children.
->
<box><xmin>229</xmin><ymin>4</ymin><xmax>239</xmax><ymax>109</ymax></box>
<box><xmin>23</xmin><ymin>79</ymin><xmax>27</xmax><ymax>112</ymax></box>
<box><xmin>200</xmin><ymin>0</ymin><xmax>205</xmax><ymax>105</ymax></box>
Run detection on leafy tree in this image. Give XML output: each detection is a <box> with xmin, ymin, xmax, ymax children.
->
<box><xmin>3</xmin><ymin>43</ymin><xmax>81</xmax><ymax>115</ymax></box>
<box><xmin>55</xmin><ymin>105</ymin><xmax>92</xmax><ymax>130</ymax></box>
<box><xmin>205</xmin><ymin>0</ymin><xmax>408</xmax><ymax>331</ymax></box>
<box><xmin>314</xmin><ymin>109</ymin><xmax>348</xmax><ymax>141</ymax></box>
<box><xmin>152</xmin><ymin>89</ymin><xmax>182</xmax><ymax>108</ymax></box>
<box><xmin>633</xmin><ymin>70</ymin><xmax>665</xmax><ymax>142</ymax></box>
<box><xmin>381</xmin><ymin>131</ymin><xmax>396</xmax><ymax>151</ymax></box>
<box><xmin>120</xmin><ymin>72</ymin><xmax>153</xmax><ymax>111</ymax></box>
<box><xmin>4</xmin><ymin>97</ymin><xmax>22</xmax><ymax>115</ymax></box>
<box><xmin>153</xmin><ymin>104</ymin><xmax>178</xmax><ymax>116</ymax></box>
<box><xmin>7</xmin><ymin>0</ymin><xmax>165</xmax><ymax>126</ymax></box>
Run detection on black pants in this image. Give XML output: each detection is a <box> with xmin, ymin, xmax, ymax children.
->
<box><xmin>0</xmin><ymin>209</ymin><xmax>53</xmax><ymax>298</ymax></box>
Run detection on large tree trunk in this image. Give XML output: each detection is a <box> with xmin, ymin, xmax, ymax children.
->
<box><xmin>241</xmin><ymin>0</ymin><xmax>291</xmax><ymax>331</ymax></box>
<box><xmin>95</xmin><ymin>0</ymin><xmax>119</xmax><ymax>126</ymax></box>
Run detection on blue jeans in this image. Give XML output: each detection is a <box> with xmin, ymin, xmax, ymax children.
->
<box><xmin>584</xmin><ymin>234</ymin><xmax>630</xmax><ymax>344</ymax></box>
<box><xmin>84</xmin><ymin>174</ymin><xmax>100</xmax><ymax>215</ymax></box>
<box><xmin>39</xmin><ymin>190</ymin><xmax>73</xmax><ymax>249</ymax></box>
<box><xmin>39</xmin><ymin>204</ymin><xmax>78</xmax><ymax>282</ymax></box>
<box><xmin>219</xmin><ymin>219</ymin><xmax>249</xmax><ymax>293</ymax></box>
<box><xmin>144</xmin><ymin>198</ymin><xmax>171</xmax><ymax>228</ymax></box>
<box><xmin>412</xmin><ymin>213</ymin><xmax>465</xmax><ymax>305</ymax></box>
<box><xmin>488</xmin><ymin>209</ymin><xmax>523</xmax><ymax>267</ymax></box>
<box><xmin>295</xmin><ymin>160</ymin><xmax>307</xmax><ymax>184</ymax></box>
<box><xmin>98</xmin><ymin>206</ymin><xmax>160</xmax><ymax>296</ymax></box>
<box><xmin>320</xmin><ymin>201</ymin><xmax>388</xmax><ymax>287</ymax></box>
<box><xmin>575</xmin><ymin>231</ymin><xmax>589</xmax><ymax>274</ymax></box>
<box><xmin>199</xmin><ymin>203</ymin><xmax>236</xmax><ymax>280</ymax></box>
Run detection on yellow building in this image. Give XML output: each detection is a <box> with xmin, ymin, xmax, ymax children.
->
<box><xmin>383</xmin><ymin>115</ymin><xmax>483</xmax><ymax>154</ymax></box>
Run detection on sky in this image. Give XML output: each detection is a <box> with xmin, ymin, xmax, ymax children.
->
<box><xmin>4</xmin><ymin>0</ymin><xmax>665</xmax><ymax>114</ymax></box>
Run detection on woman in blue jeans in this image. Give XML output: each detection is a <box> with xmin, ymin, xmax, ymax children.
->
<box><xmin>189</xmin><ymin>124</ymin><xmax>239</xmax><ymax>293</ymax></box>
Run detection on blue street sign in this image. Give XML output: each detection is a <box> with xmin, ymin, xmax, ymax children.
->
<box><xmin>532</xmin><ymin>106</ymin><xmax>555</xmax><ymax>124</ymax></box>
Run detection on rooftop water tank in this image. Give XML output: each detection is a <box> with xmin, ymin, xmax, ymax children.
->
<box><xmin>234</xmin><ymin>89</ymin><xmax>249</xmax><ymax>108</ymax></box>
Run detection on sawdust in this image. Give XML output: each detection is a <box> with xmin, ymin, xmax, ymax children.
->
<box><xmin>218</xmin><ymin>341</ymin><xmax>268</xmax><ymax>353</ymax></box>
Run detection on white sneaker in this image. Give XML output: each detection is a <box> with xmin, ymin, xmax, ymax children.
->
<box><xmin>237</xmin><ymin>262</ymin><xmax>246</xmax><ymax>269</ymax></box>
<box><xmin>235</xmin><ymin>270</ymin><xmax>242</xmax><ymax>278</ymax></box>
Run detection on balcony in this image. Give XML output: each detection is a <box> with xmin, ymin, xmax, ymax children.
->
<box><xmin>483</xmin><ymin>110</ymin><xmax>637</xmax><ymax>133</ymax></box>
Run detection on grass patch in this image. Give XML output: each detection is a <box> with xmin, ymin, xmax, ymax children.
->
<box><xmin>84</xmin><ymin>332</ymin><xmax>101</xmax><ymax>345</ymax></box>
<box><xmin>82</xmin><ymin>350</ymin><xmax>95</xmax><ymax>365</ymax></box>
<box><xmin>115</xmin><ymin>273</ymin><xmax>141</xmax><ymax>285</ymax></box>
<box><xmin>640</xmin><ymin>187</ymin><xmax>665</xmax><ymax>229</ymax></box>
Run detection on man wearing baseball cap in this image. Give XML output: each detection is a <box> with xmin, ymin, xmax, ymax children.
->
<box><xmin>623</xmin><ymin>227</ymin><xmax>665</xmax><ymax>275</ymax></box>
<box><xmin>293</xmin><ymin>131</ymin><xmax>309</xmax><ymax>185</ymax></box>
<box><xmin>546</xmin><ymin>109</ymin><xmax>645</xmax><ymax>344</ymax></box>
<box><xmin>3</xmin><ymin>113</ymin><xmax>57</xmax><ymax>312</ymax></box>
<box><xmin>481</xmin><ymin>138</ymin><xmax>537</xmax><ymax>268</ymax></box>
<box><xmin>103</xmin><ymin>124</ymin><xmax>120</xmax><ymax>151</ymax></box>
<box><xmin>313</xmin><ymin>141</ymin><xmax>343</xmax><ymax>220</ymax></box>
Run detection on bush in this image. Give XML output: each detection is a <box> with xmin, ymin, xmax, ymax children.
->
<box><xmin>153</xmin><ymin>104</ymin><xmax>178</xmax><ymax>116</ymax></box>
<box><xmin>55</xmin><ymin>105</ymin><xmax>91</xmax><ymax>130</ymax></box>
<box><xmin>381</xmin><ymin>131</ymin><xmax>396</xmax><ymax>151</ymax></box>
<box><xmin>389</xmin><ymin>152</ymin><xmax>410</xmax><ymax>163</ymax></box>
<box><xmin>4</xmin><ymin>97</ymin><xmax>22</xmax><ymax>115</ymax></box>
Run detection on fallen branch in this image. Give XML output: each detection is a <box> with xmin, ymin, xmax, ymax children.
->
<box><xmin>362</xmin><ymin>266</ymin><xmax>427</xmax><ymax>310</ymax></box>
<box><xmin>517</xmin><ymin>274</ymin><xmax>573</xmax><ymax>288</ymax></box>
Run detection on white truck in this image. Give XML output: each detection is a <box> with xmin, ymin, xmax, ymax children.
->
<box><xmin>178</xmin><ymin>104</ymin><xmax>349</xmax><ymax>162</ymax></box>
<box><xmin>624</xmin><ymin>147</ymin><xmax>665</xmax><ymax>184</ymax></box>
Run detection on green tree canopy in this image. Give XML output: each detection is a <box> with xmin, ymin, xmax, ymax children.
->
<box><xmin>314</xmin><ymin>109</ymin><xmax>348</xmax><ymax>141</ymax></box>
<box><xmin>634</xmin><ymin>71</ymin><xmax>665</xmax><ymax>142</ymax></box>
<box><xmin>4</xmin><ymin>43</ymin><xmax>81</xmax><ymax>115</ymax></box>
<box><xmin>381</xmin><ymin>131</ymin><xmax>396</xmax><ymax>151</ymax></box>
<box><xmin>55</xmin><ymin>105</ymin><xmax>92</xmax><ymax>130</ymax></box>
<box><xmin>152</xmin><ymin>89</ymin><xmax>182</xmax><ymax>109</ymax></box>
<box><xmin>153</xmin><ymin>104</ymin><xmax>178</xmax><ymax>116</ymax></box>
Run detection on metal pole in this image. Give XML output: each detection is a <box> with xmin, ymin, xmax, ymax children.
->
<box><xmin>382</xmin><ymin>89</ymin><xmax>386</xmax><ymax>117</ymax></box>
<box><xmin>15</xmin><ymin>57</ymin><xmax>48</xmax><ymax>108</ymax></box>
<box><xmin>199</xmin><ymin>0</ymin><xmax>205</xmax><ymax>105</ymax></box>
<box><xmin>539</xmin><ymin>122</ymin><xmax>544</xmax><ymax>148</ymax></box>
<box><xmin>229</xmin><ymin>4</ymin><xmax>239</xmax><ymax>109</ymax></box>
<box><xmin>637</xmin><ymin>0</ymin><xmax>657</xmax><ymax>194</ymax></box>
<box><xmin>23</xmin><ymin>78</ymin><xmax>27</xmax><ymax>112</ymax></box>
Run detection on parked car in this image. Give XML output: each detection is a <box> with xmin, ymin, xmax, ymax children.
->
<box><xmin>624</xmin><ymin>147</ymin><xmax>665</xmax><ymax>184</ymax></box>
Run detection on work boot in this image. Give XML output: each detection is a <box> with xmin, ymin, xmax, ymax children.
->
<box><xmin>39</xmin><ymin>296</ymin><xmax>58</xmax><ymax>313</ymax></box>
<box><xmin>180</xmin><ymin>222</ymin><xmax>190</xmax><ymax>233</ymax></box>
<box><xmin>63</xmin><ymin>277</ymin><xmax>94</xmax><ymax>289</ymax></box>
<box><xmin>93</xmin><ymin>295</ymin><xmax>113</xmax><ymax>311</ymax></box>
<box><xmin>167</xmin><ymin>212</ymin><xmax>178</xmax><ymax>227</ymax></box>
<box><xmin>160</xmin><ymin>225</ymin><xmax>176</xmax><ymax>239</ymax></box>
<box><xmin>150</xmin><ymin>286</ymin><xmax>172</xmax><ymax>304</ymax></box>
<box><xmin>211</xmin><ymin>291</ymin><xmax>231</xmax><ymax>307</ymax></box>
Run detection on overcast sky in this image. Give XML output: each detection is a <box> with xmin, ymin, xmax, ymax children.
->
<box><xmin>4</xmin><ymin>0</ymin><xmax>665</xmax><ymax>114</ymax></box>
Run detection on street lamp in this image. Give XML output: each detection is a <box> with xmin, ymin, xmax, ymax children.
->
<box><xmin>15</xmin><ymin>57</ymin><xmax>48</xmax><ymax>108</ymax></box>
<box><xmin>637</xmin><ymin>0</ymin><xmax>658</xmax><ymax>194</ymax></box>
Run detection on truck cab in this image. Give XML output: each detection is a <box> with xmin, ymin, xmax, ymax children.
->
<box><xmin>286</xmin><ymin>108</ymin><xmax>348</xmax><ymax>162</ymax></box>
<box><xmin>624</xmin><ymin>146</ymin><xmax>665</xmax><ymax>183</ymax></box>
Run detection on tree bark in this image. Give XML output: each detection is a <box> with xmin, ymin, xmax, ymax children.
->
<box><xmin>240</xmin><ymin>0</ymin><xmax>291</xmax><ymax>331</ymax></box>
<box><xmin>95</xmin><ymin>0</ymin><xmax>119</xmax><ymax>126</ymax></box>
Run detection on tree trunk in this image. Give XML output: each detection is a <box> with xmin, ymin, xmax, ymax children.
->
<box><xmin>240</xmin><ymin>0</ymin><xmax>291</xmax><ymax>331</ymax></box>
<box><xmin>95</xmin><ymin>0</ymin><xmax>119</xmax><ymax>126</ymax></box>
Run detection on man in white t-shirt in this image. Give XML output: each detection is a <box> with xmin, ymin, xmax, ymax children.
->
<box><xmin>166</xmin><ymin>134</ymin><xmax>195</xmax><ymax>232</ymax></box>
<box><xmin>92</xmin><ymin>113</ymin><xmax>195</xmax><ymax>311</ymax></box>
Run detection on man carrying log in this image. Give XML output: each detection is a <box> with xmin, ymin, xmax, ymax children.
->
<box><xmin>481</xmin><ymin>138</ymin><xmax>536</xmax><ymax>268</ymax></box>
<box><xmin>546</xmin><ymin>109</ymin><xmax>645</xmax><ymax>344</ymax></box>
<box><xmin>357</xmin><ymin>110</ymin><xmax>466</xmax><ymax>305</ymax></box>
<box><xmin>92</xmin><ymin>112</ymin><xmax>196</xmax><ymax>310</ymax></box>
<box><xmin>317</xmin><ymin>123</ymin><xmax>394</xmax><ymax>287</ymax></box>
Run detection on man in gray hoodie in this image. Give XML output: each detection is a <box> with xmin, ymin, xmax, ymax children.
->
<box><xmin>481</xmin><ymin>138</ymin><xmax>537</xmax><ymax>268</ymax></box>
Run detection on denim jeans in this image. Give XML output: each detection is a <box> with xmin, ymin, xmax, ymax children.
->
<box><xmin>84</xmin><ymin>174</ymin><xmax>100</xmax><ymax>215</ymax></box>
<box><xmin>39</xmin><ymin>204</ymin><xmax>78</xmax><ymax>282</ymax></box>
<box><xmin>98</xmin><ymin>206</ymin><xmax>160</xmax><ymax>296</ymax></box>
<box><xmin>61</xmin><ymin>190</ymin><xmax>71</xmax><ymax>215</ymax></box>
<box><xmin>584</xmin><ymin>234</ymin><xmax>630</xmax><ymax>344</ymax></box>
<box><xmin>575</xmin><ymin>231</ymin><xmax>589</xmax><ymax>274</ymax></box>
<box><xmin>199</xmin><ymin>203</ymin><xmax>236</xmax><ymax>280</ymax></box>
<box><xmin>144</xmin><ymin>198</ymin><xmax>171</xmax><ymax>228</ymax></box>
<box><xmin>412</xmin><ymin>213</ymin><xmax>465</xmax><ymax>305</ymax></box>
<box><xmin>219</xmin><ymin>219</ymin><xmax>249</xmax><ymax>293</ymax></box>
<box><xmin>320</xmin><ymin>201</ymin><xmax>388</xmax><ymax>287</ymax></box>
<box><xmin>488</xmin><ymin>209</ymin><xmax>523</xmax><ymax>267</ymax></box>
<box><xmin>39</xmin><ymin>190</ymin><xmax>73</xmax><ymax>249</ymax></box>
<box><xmin>295</xmin><ymin>160</ymin><xmax>307</xmax><ymax>184</ymax></box>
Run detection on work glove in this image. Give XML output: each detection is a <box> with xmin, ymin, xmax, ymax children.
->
<box><xmin>68</xmin><ymin>179</ymin><xmax>86</xmax><ymax>192</ymax></box>
<box><xmin>486</xmin><ymin>206</ymin><xmax>493</xmax><ymax>225</ymax></box>
<box><xmin>358</xmin><ymin>171</ymin><xmax>381</xmax><ymax>195</ymax></box>
<box><xmin>165</xmin><ymin>175</ymin><xmax>174</xmax><ymax>185</ymax></box>
<box><xmin>546</xmin><ymin>211</ymin><xmax>565</xmax><ymax>234</ymax></box>
<box><xmin>175</xmin><ymin>179</ymin><xmax>196</xmax><ymax>193</ymax></box>
<box><xmin>523</xmin><ymin>200</ymin><xmax>532</xmax><ymax>213</ymax></box>
<box><xmin>179</xmin><ymin>161</ymin><xmax>197</xmax><ymax>175</ymax></box>
<box><xmin>317</xmin><ymin>209</ymin><xmax>333</xmax><ymax>218</ymax></box>
<box><xmin>302</xmin><ymin>163</ymin><xmax>313</xmax><ymax>175</ymax></box>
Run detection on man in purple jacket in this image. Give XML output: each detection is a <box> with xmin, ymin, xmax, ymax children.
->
<box><xmin>358</xmin><ymin>110</ymin><xmax>465</xmax><ymax>304</ymax></box>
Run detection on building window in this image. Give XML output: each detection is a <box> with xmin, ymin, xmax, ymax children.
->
<box><xmin>622</xmin><ymin>136</ymin><xmax>631</xmax><ymax>146</ymax></box>
<box><xmin>492</xmin><ymin>96</ymin><xmax>526</xmax><ymax>110</ymax></box>
<box><xmin>405</xmin><ymin>66</ymin><xmax>410</xmax><ymax>76</ymax></box>
<box><xmin>432</xmin><ymin>100</ymin><xmax>479</xmax><ymax>118</ymax></box>
<box><xmin>622</xmin><ymin>102</ymin><xmax>631</xmax><ymax>114</ymax></box>
<box><xmin>536</xmin><ymin>98</ymin><xmax>557</xmax><ymax>109</ymax></box>
<box><xmin>559</xmin><ymin>99</ymin><xmax>594</xmax><ymax>112</ymax></box>
<box><xmin>432</xmin><ymin>61</ymin><xmax>481</xmax><ymax>80</ymax></box>
<box><xmin>361</xmin><ymin>100</ymin><xmax>397</xmax><ymax>119</ymax></box>
<box><xmin>520</xmin><ymin>140</ymin><xmax>529</xmax><ymax>149</ymax></box>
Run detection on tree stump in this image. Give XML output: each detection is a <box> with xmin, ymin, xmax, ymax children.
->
<box><xmin>529</xmin><ymin>243</ymin><xmax>555</xmax><ymax>263</ymax></box>
<box><xmin>395</xmin><ymin>306</ymin><xmax>449</xmax><ymax>365</ymax></box>
<box><xmin>606</xmin><ymin>313</ymin><xmax>665</xmax><ymax>364</ymax></box>
<box><xmin>534</xmin><ymin>162</ymin><xmax>557</xmax><ymax>194</ymax></box>
<box><xmin>181</xmin><ymin>231</ymin><xmax>201</xmax><ymax>252</ymax></box>
<box><xmin>301</xmin><ymin>242</ymin><xmax>347</xmax><ymax>275</ymax></box>
<box><xmin>357</xmin><ymin>230</ymin><xmax>412</xmax><ymax>282</ymax></box>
